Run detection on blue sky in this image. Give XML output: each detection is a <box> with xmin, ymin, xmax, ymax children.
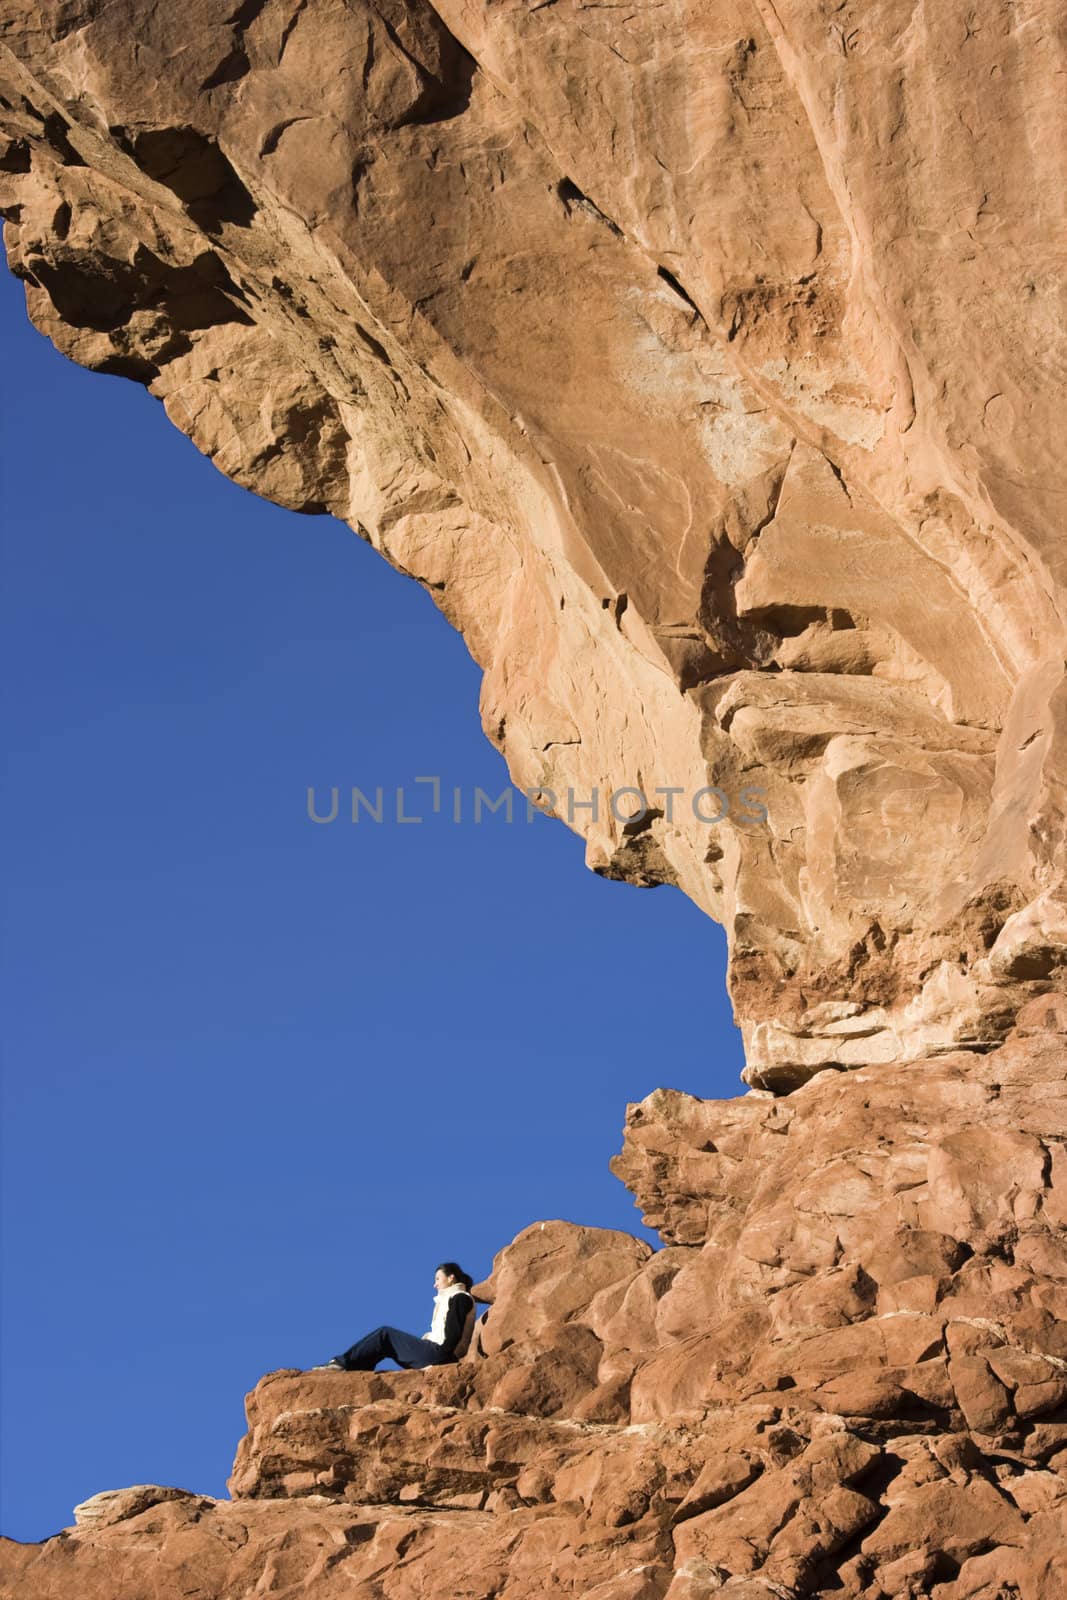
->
<box><xmin>0</xmin><ymin>261</ymin><xmax>744</xmax><ymax>1542</ymax></box>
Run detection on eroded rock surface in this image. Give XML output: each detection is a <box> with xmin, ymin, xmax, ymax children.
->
<box><xmin>2</xmin><ymin>2</ymin><xmax>1066</xmax><ymax>1594</ymax></box>
<box><xmin>2</xmin><ymin>0</ymin><xmax>1065</xmax><ymax>1080</ymax></box>
<box><xmin>5</xmin><ymin>1006</ymin><xmax>1067</xmax><ymax>1596</ymax></box>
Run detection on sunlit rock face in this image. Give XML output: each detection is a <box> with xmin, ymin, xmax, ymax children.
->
<box><xmin>5</xmin><ymin>1006</ymin><xmax>1067</xmax><ymax>1598</ymax></box>
<box><xmin>2</xmin><ymin>8</ymin><xmax>1067</xmax><ymax>1593</ymax></box>
<box><xmin>2</xmin><ymin>0</ymin><xmax>1064</xmax><ymax>1086</ymax></box>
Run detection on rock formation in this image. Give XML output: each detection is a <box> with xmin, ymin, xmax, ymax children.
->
<box><xmin>3</xmin><ymin>0</ymin><xmax>1065</xmax><ymax>1083</ymax></box>
<box><xmin>1</xmin><ymin>0</ymin><xmax>1065</xmax><ymax>1594</ymax></box>
<box><xmin>5</xmin><ymin>1002</ymin><xmax>1067</xmax><ymax>1597</ymax></box>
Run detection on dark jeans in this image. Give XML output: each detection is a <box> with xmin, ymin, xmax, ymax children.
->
<box><xmin>335</xmin><ymin>1324</ymin><xmax>455</xmax><ymax>1371</ymax></box>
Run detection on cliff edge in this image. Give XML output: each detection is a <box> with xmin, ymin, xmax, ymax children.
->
<box><xmin>1</xmin><ymin>1</ymin><xmax>1065</xmax><ymax>1593</ymax></box>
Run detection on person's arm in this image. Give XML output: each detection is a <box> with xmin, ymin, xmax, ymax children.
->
<box><xmin>437</xmin><ymin>1292</ymin><xmax>474</xmax><ymax>1357</ymax></box>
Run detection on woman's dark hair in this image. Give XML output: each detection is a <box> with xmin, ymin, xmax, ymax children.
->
<box><xmin>436</xmin><ymin>1261</ymin><xmax>473</xmax><ymax>1290</ymax></box>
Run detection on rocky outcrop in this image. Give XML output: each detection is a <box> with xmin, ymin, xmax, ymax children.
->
<box><xmin>2</xmin><ymin>0</ymin><xmax>1065</xmax><ymax>1082</ymax></box>
<box><xmin>5</xmin><ymin>1004</ymin><xmax>1066</xmax><ymax>1596</ymax></box>
<box><xmin>2</xmin><ymin>2</ymin><xmax>1066</xmax><ymax>1593</ymax></box>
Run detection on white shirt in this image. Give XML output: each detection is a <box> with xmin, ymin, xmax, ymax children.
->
<box><xmin>423</xmin><ymin>1282</ymin><xmax>476</xmax><ymax>1356</ymax></box>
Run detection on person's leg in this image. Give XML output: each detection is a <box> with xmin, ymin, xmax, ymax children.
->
<box><xmin>384</xmin><ymin>1329</ymin><xmax>455</xmax><ymax>1370</ymax></box>
<box><xmin>335</xmin><ymin>1325</ymin><xmax>395</xmax><ymax>1370</ymax></box>
<box><xmin>333</xmin><ymin>1326</ymin><xmax>455</xmax><ymax>1372</ymax></box>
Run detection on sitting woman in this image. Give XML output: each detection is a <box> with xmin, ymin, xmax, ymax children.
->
<box><xmin>313</xmin><ymin>1262</ymin><xmax>478</xmax><ymax>1371</ymax></box>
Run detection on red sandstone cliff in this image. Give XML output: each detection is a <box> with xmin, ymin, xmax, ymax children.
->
<box><xmin>1</xmin><ymin>0</ymin><xmax>1065</xmax><ymax>1593</ymax></box>
<box><xmin>4</xmin><ymin>1003</ymin><xmax>1067</xmax><ymax>1596</ymax></box>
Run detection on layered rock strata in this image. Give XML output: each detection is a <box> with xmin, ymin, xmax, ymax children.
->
<box><xmin>5</xmin><ymin>1001</ymin><xmax>1067</xmax><ymax>1596</ymax></box>
<box><xmin>2</xmin><ymin>0</ymin><xmax>1065</xmax><ymax>1081</ymax></box>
